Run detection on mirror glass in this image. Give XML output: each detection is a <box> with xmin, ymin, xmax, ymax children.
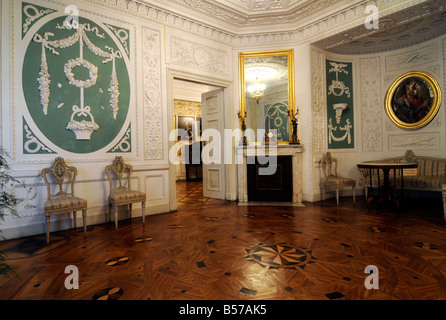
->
<box><xmin>239</xmin><ymin>49</ymin><xmax>294</xmax><ymax>143</ymax></box>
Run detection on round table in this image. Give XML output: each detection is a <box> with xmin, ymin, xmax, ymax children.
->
<box><xmin>357</xmin><ymin>162</ymin><xmax>418</xmax><ymax>209</ymax></box>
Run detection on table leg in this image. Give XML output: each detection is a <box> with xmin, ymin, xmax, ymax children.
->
<box><xmin>383</xmin><ymin>168</ymin><xmax>389</xmax><ymax>199</ymax></box>
<box><xmin>392</xmin><ymin>168</ymin><xmax>399</xmax><ymax>208</ymax></box>
<box><xmin>366</xmin><ymin>169</ymin><xmax>381</xmax><ymax>208</ymax></box>
<box><xmin>401</xmin><ymin>169</ymin><xmax>405</xmax><ymax>197</ymax></box>
<box><xmin>381</xmin><ymin>168</ymin><xmax>399</xmax><ymax>208</ymax></box>
<box><xmin>365</xmin><ymin>168</ymin><xmax>374</xmax><ymax>208</ymax></box>
<box><xmin>377</xmin><ymin>169</ymin><xmax>381</xmax><ymax>193</ymax></box>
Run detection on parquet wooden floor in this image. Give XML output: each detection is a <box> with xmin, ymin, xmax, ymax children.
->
<box><xmin>0</xmin><ymin>181</ymin><xmax>445</xmax><ymax>300</ymax></box>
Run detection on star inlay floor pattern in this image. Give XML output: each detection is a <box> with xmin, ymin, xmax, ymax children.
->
<box><xmin>245</xmin><ymin>242</ymin><xmax>317</xmax><ymax>269</ymax></box>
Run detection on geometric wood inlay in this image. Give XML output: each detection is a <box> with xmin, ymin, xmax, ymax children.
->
<box><xmin>244</xmin><ymin>243</ymin><xmax>317</xmax><ymax>269</ymax></box>
<box><xmin>0</xmin><ymin>181</ymin><xmax>445</xmax><ymax>300</ymax></box>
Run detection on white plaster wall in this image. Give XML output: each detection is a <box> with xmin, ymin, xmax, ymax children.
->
<box><xmin>1</xmin><ymin>0</ymin><xmax>240</xmax><ymax>240</ymax></box>
<box><xmin>310</xmin><ymin>34</ymin><xmax>446</xmax><ymax>200</ymax></box>
<box><xmin>2</xmin><ymin>0</ymin><xmax>444</xmax><ymax>241</ymax></box>
<box><xmin>0</xmin><ymin>0</ymin><xmax>2</xmax><ymax>144</ymax></box>
<box><xmin>293</xmin><ymin>43</ymin><xmax>313</xmax><ymax>202</ymax></box>
<box><xmin>0</xmin><ymin>0</ymin><xmax>173</xmax><ymax>239</ymax></box>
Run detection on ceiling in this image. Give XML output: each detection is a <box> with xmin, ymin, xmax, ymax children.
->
<box><xmin>143</xmin><ymin>0</ymin><xmax>446</xmax><ymax>54</ymax></box>
<box><xmin>314</xmin><ymin>1</ymin><xmax>446</xmax><ymax>54</ymax></box>
<box><xmin>143</xmin><ymin>0</ymin><xmax>346</xmax><ymax>33</ymax></box>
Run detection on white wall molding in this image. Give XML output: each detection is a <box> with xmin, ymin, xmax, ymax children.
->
<box><xmin>84</xmin><ymin>0</ymin><xmax>432</xmax><ymax>49</ymax></box>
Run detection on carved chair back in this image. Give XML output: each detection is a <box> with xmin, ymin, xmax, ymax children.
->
<box><xmin>105</xmin><ymin>156</ymin><xmax>133</xmax><ymax>192</ymax></box>
<box><xmin>321</xmin><ymin>152</ymin><xmax>338</xmax><ymax>178</ymax></box>
<box><xmin>41</xmin><ymin>157</ymin><xmax>77</xmax><ymax>200</ymax></box>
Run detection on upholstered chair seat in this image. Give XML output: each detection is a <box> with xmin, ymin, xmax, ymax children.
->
<box><xmin>44</xmin><ymin>196</ymin><xmax>88</xmax><ymax>212</ymax></box>
<box><xmin>41</xmin><ymin>157</ymin><xmax>87</xmax><ymax>244</ymax></box>
<box><xmin>105</xmin><ymin>157</ymin><xmax>146</xmax><ymax>230</ymax></box>
<box><xmin>108</xmin><ymin>189</ymin><xmax>146</xmax><ymax>206</ymax></box>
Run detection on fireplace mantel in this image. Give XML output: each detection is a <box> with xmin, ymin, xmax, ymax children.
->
<box><xmin>235</xmin><ymin>144</ymin><xmax>304</xmax><ymax>205</ymax></box>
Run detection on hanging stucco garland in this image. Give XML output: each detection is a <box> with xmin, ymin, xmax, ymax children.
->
<box><xmin>22</xmin><ymin>8</ymin><xmax>132</xmax><ymax>155</ymax></box>
<box><xmin>327</xmin><ymin>62</ymin><xmax>351</xmax><ymax>98</ymax></box>
<box><xmin>108</xmin><ymin>58</ymin><xmax>120</xmax><ymax>120</ymax></box>
<box><xmin>37</xmin><ymin>46</ymin><xmax>50</xmax><ymax>115</ymax></box>
<box><xmin>33</xmin><ymin>22</ymin><xmax>123</xmax><ymax>140</ymax></box>
<box><xmin>327</xmin><ymin>118</ymin><xmax>352</xmax><ymax>145</ymax></box>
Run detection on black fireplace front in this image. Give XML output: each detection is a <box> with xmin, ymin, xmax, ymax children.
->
<box><xmin>247</xmin><ymin>156</ymin><xmax>292</xmax><ymax>202</ymax></box>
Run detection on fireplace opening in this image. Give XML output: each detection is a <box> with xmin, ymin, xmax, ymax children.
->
<box><xmin>247</xmin><ymin>156</ymin><xmax>293</xmax><ymax>202</ymax></box>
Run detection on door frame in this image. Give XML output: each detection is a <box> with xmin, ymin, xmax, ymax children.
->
<box><xmin>167</xmin><ymin>68</ymin><xmax>235</xmax><ymax>211</ymax></box>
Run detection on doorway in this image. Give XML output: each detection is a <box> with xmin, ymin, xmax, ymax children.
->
<box><xmin>171</xmin><ymin>77</ymin><xmax>226</xmax><ymax>207</ymax></box>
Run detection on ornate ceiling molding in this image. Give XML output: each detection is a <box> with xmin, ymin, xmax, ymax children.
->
<box><xmin>165</xmin><ymin>0</ymin><xmax>342</xmax><ymax>26</ymax></box>
<box><xmin>314</xmin><ymin>0</ymin><xmax>446</xmax><ymax>54</ymax></box>
<box><xmin>84</xmin><ymin>0</ymin><xmax>444</xmax><ymax>51</ymax></box>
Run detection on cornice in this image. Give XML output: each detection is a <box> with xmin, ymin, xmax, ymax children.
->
<box><xmin>314</xmin><ymin>0</ymin><xmax>446</xmax><ymax>54</ymax></box>
<box><xmin>81</xmin><ymin>0</ymin><xmax>438</xmax><ymax>50</ymax></box>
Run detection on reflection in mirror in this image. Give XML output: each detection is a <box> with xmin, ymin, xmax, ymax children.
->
<box><xmin>239</xmin><ymin>50</ymin><xmax>295</xmax><ymax>144</ymax></box>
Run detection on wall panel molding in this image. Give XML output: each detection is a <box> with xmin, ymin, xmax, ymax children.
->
<box><xmin>142</xmin><ymin>26</ymin><xmax>163</xmax><ymax>160</ymax></box>
<box><xmin>359</xmin><ymin>57</ymin><xmax>383</xmax><ymax>152</ymax></box>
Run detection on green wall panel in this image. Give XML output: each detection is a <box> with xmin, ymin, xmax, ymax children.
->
<box><xmin>326</xmin><ymin>60</ymin><xmax>354</xmax><ymax>149</ymax></box>
<box><xmin>22</xmin><ymin>15</ymin><xmax>130</xmax><ymax>154</ymax></box>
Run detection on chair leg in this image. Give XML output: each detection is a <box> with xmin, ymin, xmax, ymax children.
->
<box><xmin>352</xmin><ymin>186</ymin><xmax>356</xmax><ymax>203</ymax></box>
<box><xmin>114</xmin><ymin>205</ymin><xmax>118</xmax><ymax>230</ymax></box>
<box><xmin>322</xmin><ymin>185</ymin><xmax>326</xmax><ymax>201</ymax></box>
<box><xmin>142</xmin><ymin>202</ymin><xmax>145</xmax><ymax>225</ymax></box>
<box><xmin>336</xmin><ymin>187</ymin><xmax>340</xmax><ymax>206</ymax></box>
<box><xmin>72</xmin><ymin>211</ymin><xmax>77</xmax><ymax>229</ymax></box>
<box><xmin>46</xmin><ymin>215</ymin><xmax>50</xmax><ymax>244</ymax></box>
<box><xmin>82</xmin><ymin>210</ymin><xmax>87</xmax><ymax>236</ymax></box>
<box><xmin>129</xmin><ymin>203</ymin><xmax>133</xmax><ymax>219</ymax></box>
<box><xmin>108</xmin><ymin>204</ymin><xmax>112</xmax><ymax>224</ymax></box>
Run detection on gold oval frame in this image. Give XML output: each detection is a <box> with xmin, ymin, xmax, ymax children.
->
<box><xmin>385</xmin><ymin>71</ymin><xmax>441</xmax><ymax>130</ymax></box>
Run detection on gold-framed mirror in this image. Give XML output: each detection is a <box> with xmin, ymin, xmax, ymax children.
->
<box><xmin>239</xmin><ymin>49</ymin><xmax>296</xmax><ymax>144</ymax></box>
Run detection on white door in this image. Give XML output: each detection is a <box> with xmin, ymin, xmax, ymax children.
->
<box><xmin>201</xmin><ymin>88</ymin><xmax>225</xmax><ymax>199</ymax></box>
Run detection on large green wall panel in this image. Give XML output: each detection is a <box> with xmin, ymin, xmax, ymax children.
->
<box><xmin>326</xmin><ymin>59</ymin><xmax>354</xmax><ymax>149</ymax></box>
<box><xmin>22</xmin><ymin>14</ymin><xmax>130</xmax><ymax>154</ymax></box>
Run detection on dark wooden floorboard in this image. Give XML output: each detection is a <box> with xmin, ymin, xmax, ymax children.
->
<box><xmin>0</xmin><ymin>181</ymin><xmax>445</xmax><ymax>300</ymax></box>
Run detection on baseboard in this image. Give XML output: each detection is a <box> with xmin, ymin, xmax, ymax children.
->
<box><xmin>0</xmin><ymin>204</ymin><xmax>170</xmax><ymax>241</ymax></box>
<box><xmin>303</xmin><ymin>188</ymin><xmax>365</xmax><ymax>202</ymax></box>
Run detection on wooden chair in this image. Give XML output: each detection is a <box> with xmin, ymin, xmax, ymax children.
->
<box><xmin>321</xmin><ymin>152</ymin><xmax>356</xmax><ymax>206</ymax></box>
<box><xmin>41</xmin><ymin>157</ymin><xmax>87</xmax><ymax>244</ymax></box>
<box><xmin>105</xmin><ymin>156</ymin><xmax>146</xmax><ymax>230</ymax></box>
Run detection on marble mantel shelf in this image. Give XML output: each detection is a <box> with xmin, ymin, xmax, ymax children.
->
<box><xmin>235</xmin><ymin>144</ymin><xmax>304</xmax><ymax>206</ymax></box>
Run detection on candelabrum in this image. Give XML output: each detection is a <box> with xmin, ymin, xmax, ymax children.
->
<box><xmin>288</xmin><ymin>108</ymin><xmax>300</xmax><ymax>145</ymax></box>
<box><xmin>237</xmin><ymin>110</ymin><xmax>248</xmax><ymax>145</ymax></box>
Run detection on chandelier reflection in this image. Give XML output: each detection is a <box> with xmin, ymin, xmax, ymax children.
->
<box><xmin>248</xmin><ymin>75</ymin><xmax>266</xmax><ymax>104</ymax></box>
